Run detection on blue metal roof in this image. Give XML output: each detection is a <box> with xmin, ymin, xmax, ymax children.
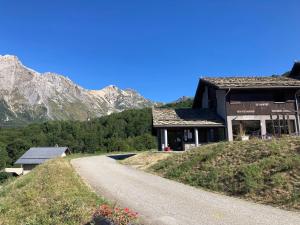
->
<box><xmin>15</xmin><ymin>147</ymin><xmax>69</xmax><ymax>165</ymax></box>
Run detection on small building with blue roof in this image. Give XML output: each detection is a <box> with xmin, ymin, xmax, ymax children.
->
<box><xmin>15</xmin><ymin>147</ymin><xmax>70</xmax><ymax>174</ymax></box>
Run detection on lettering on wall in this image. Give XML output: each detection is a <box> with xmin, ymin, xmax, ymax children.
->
<box><xmin>255</xmin><ymin>103</ymin><xmax>269</xmax><ymax>107</ymax></box>
<box><xmin>237</xmin><ymin>110</ymin><xmax>255</xmax><ymax>114</ymax></box>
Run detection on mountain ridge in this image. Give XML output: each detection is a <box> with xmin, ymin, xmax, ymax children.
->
<box><xmin>0</xmin><ymin>55</ymin><xmax>154</xmax><ymax>126</ymax></box>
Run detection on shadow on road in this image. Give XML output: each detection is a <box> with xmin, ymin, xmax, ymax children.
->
<box><xmin>107</xmin><ymin>153</ymin><xmax>136</xmax><ymax>160</ymax></box>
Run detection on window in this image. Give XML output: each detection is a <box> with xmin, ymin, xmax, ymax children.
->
<box><xmin>232</xmin><ymin>120</ymin><xmax>261</xmax><ymax>140</ymax></box>
<box><xmin>273</xmin><ymin>92</ymin><xmax>286</xmax><ymax>103</ymax></box>
<box><xmin>183</xmin><ymin>129</ymin><xmax>194</xmax><ymax>143</ymax></box>
<box><xmin>230</xmin><ymin>93</ymin><xmax>272</xmax><ymax>103</ymax></box>
<box><xmin>266</xmin><ymin>119</ymin><xmax>295</xmax><ymax>135</ymax></box>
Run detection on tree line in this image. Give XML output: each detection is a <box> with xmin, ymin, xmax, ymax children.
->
<box><xmin>0</xmin><ymin>108</ymin><xmax>156</xmax><ymax>169</ymax></box>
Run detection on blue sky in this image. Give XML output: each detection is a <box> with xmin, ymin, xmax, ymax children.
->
<box><xmin>0</xmin><ymin>0</ymin><xmax>299</xmax><ymax>102</ymax></box>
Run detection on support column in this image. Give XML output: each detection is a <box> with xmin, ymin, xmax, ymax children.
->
<box><xmin>227</xmin><ymin>117</ymin><xmax>233</xmax><ymax>141</ymax></box>
<box><xmin>295</xmin><ymin>119</ymin><xmax>299</xmax><ymax>135</ymax></box>
<box><xmin>157</xmin><ymin>129</ymin><xmax>161</xmax><ymax>151</ymax></box>
<box><xmin>160</xmin><ymin>129</ymin><xmax>164</xmax><ymax>150</ymax></box>
<box><xmin>164</xmin><ymin>129</ymin><xmax>168</xmax><ymax>149</ymax></box>
<box><xmin>260</xmin><ymin>119</ymin><xmax>267</xmax><ymax>139</ymax></box>
<box><xmin>194</xmin><ymin>128</ymin><xmax>199</xmax><ymax>147</ymax></box>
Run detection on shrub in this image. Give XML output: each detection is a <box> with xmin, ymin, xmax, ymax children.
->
<box><xmin>239</xmin><ymin>165</ymin><xmax>264</xmax><ymax>193</ymax></box>
<box><xmin>91</xmin><ymin>204</ymin><xmax>138</xmax><ymax>225</ymax></box>
<box><xmin>0</xmin><ymin>172</ymin><xmax>12</xmax><ymax>184</ymax></box>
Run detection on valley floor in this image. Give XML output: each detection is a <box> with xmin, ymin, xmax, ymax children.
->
<box><xmin>72</xmin><ymin>155</ymin><xmax>300</xmax><ymax>225</ymax></box>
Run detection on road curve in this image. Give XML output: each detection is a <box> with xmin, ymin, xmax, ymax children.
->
<box><xmin>71</xmin><ymin>156</ymin><xmax>300</xmax><ymax>225</ymax></box>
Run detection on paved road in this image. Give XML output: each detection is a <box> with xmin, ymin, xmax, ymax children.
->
<box><xmin>71</xmin><ymin>156</ymin><xmax>300</xmax><ymax>225</ymax></box>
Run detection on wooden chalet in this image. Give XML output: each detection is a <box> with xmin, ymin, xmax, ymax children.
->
<box><xmin>152</xmin><ymin>62</ymin><xmax>300</xmax><ymax>151</ymax></box>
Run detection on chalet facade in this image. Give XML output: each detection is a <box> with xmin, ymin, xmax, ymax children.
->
<box><xmin>152</xmin><ymin>62</ymin><xmax>300</xmax><ymax>151</ymax></box>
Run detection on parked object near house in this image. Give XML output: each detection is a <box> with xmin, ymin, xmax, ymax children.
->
<box><xmin>153</xmin><ymin>62</ymin><xmax>300</xmax><ymax>150</ymax></box>
<box><xmin>15</xmin><ymin>147</ymin><xmax>70</xmax><ymax>174</ymax></box>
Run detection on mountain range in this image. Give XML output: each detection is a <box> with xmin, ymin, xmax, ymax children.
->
<box><xmin>0</xmin><ymin>55</ymin><xmax>154</xmax><ymax>126</ymax></box>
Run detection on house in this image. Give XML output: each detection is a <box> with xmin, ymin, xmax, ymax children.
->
<box><xmin>15</xmin><ymin>147</ymin><xmax>70</xmax><ymax>174</ymax></box>
<box><xmin>153</xmin><ymin>62</ymin><xmax>300</xmax><ymax>151</ymax></box>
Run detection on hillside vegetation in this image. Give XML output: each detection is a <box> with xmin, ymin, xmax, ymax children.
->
<box><xmin>160</xmin><ymin>97</ymin><xmax>193</xmax><ymax>108</ymax></box>
<box><xmin>0</xmin><ymin>97</ymin><xmax>194</xmax><ymax>170</ymax></box>
<box><xmin>0</xmin><ymin>108</ymin><xmax>156</xmax><ymax>169</ymax></box>
<box><xmin>0</xmin><ymin>159</ymin><xmax>105</xmax><ymax>225</ymax></box>
<box><xmin>149</xmin><ymin>137</ymin><xmax>300</xmax><ymax>211</ymax></box>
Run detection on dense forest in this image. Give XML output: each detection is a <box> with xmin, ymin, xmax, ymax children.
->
<box><xmin>0</xmin><ymin>99</ymin><xmax>193</xmax><ymax>169</ymax></box>
<box><xmin>0</xmin><ymin>108</ymin><xmax>155</xmax><ymax>169</ymax></box>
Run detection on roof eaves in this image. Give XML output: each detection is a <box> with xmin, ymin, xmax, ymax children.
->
<box><xmin>200</xmin><ymin>78</ymin><xmax>223</xmax><ymax>89</ymax></box>
<box><xmin>217</xmin><ymin>85</ymin><xmax>300</xmax><ymax>89</ymax></box>
<box><xmin>153</xmin><ymin>124</ymin><xmax>225</xmax><ymax>128</ymax></box>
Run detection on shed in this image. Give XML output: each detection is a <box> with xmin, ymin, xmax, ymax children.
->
<box><xmin>15</xmin><ymin>147</ymin><xmax>70</xmax><ymax>174</ymax></box>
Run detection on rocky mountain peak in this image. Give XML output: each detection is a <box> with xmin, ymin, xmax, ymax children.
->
<box><xmin>0</xmin><ymin>55</ymin><xmax>154</xmax><ymax>126</ymax></box>
<box><xmin>0</xmin><ymin>55</ymin><xmax>21</xmax><ymax>71</ymax></box>
<box><xmin>0</xmin><ymin>54</ymin><xmax>21</xmax><ymax>63</ymax></box>
<box><xmin>174</xmin><ymin>96</ymin><xmax>193</xmax><ymax>103</ymax></box>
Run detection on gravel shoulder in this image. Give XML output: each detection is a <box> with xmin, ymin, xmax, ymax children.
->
<box><xmin>71</xmin><ymin>156</ymin><xmax>300</xmax><ymax>225</ymax></box>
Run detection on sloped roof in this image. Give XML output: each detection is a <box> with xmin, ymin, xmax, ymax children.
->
<box><xmin>15</xmin><ymin>147</ymin><xmax>69</xmax><ymax>165</ymax></box>
<box><xmin>201</xmin><ymin>76</ymin><xmax>300</xmax><ymax>89</ymax></box>
<box><xmin>289</xmin><ymin>62</ymin><xmax>300</xmax><ymax>77</ymax></box>
<box><xmin>152</xmin><ymin>108</ymin><xmax>224</xmax><ymax>127</ymax></box>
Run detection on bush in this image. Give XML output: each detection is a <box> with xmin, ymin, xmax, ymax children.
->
<box><xmin>90</xmin><ymin>204</ymin><xmax>138</xmax><ymax>225</ymax></box>
<box><xmin>0</xmin><ymin>172</ymin><xmax>12</xmax><ymax>184</ymax></box>
<box><xmin>239</xmin><ymin>165</ymin><xmax>264</xmax><ymax>193</ymax></box>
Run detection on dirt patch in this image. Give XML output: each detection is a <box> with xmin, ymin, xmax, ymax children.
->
<box><xmin>121</xmin><ymin>151</ymin><xmax>173</xmax><ymax>170</ymax></box>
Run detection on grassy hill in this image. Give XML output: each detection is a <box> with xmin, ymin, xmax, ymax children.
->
<box><xmin>0</xmin><ymin>159</ymin><xmax>105</xmax><ymax>225</ymax></box>
<box><xmin>146</xmin><ymin>137</ymin><xmax>300</xmax><ymax>211</ymax></box>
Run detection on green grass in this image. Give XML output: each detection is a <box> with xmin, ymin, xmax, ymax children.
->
<box><xmin>0</xmin><ymin>158</ymin><xmax>106</xmax><ymax>225</ymax></box>
<box><xmin>149</xmin><ymin>137</ymin><xmax>300</xmax><ymax>211</ymax></box>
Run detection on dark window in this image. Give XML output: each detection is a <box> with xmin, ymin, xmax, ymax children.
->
<box><xmin>266</xmin><ymin>119</ymin><xmax>295</xmax><ymax>135</ymax></box>
<box><xmin>273</xmin><ymin>92</ymin><xmax>285</xmax><ymax>103</ymax></box>
<box><xmin>183</xmin><ymin>129</ymin><xmax>194</xmax><ymax>143</ymax></box>
<box><xmin>230</xmin><ymin>93</ymin><xmax>273</xmax><ymax>104</ymax></box>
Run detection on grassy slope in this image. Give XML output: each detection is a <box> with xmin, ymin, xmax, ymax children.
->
<box><xmin>149</xmin><ymin>137</ymin><xmax>300</xmax><ymax>211</ymax></box>
<box><xmin>121</xmin><ymin>151</ymin><xmax>172</xmax><ymax>170</ymax></box>
<box><xmin>0</xmin><ymin>159</ymin><xmax>105</xmax><ymax>225</ymax></box>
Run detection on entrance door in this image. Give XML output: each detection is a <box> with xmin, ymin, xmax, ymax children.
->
<box><xmin>168</xmin><ymin>130</ymin><xmax>183</xmax><ymax>151</ymax></box>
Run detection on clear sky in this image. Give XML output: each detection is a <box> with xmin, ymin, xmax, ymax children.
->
<box><xmin>0</xmin><ymin>0</ymin><xmax>299</xmax><ymax>102</ymax></box>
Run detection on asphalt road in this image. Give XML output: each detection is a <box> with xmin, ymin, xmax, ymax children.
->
<box><xmin>71</xmin><ymin>156</ymin><xmax>300</xmax><ymax>225</ymax></box>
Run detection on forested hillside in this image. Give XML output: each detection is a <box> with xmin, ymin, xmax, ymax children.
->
<box><xmin>161</xmin><ymin>97</ymin><xmax>193</xmax><ymax>108</ymax></box>
<box><xmin>0</xmin><ymin>108</ymin><xmax>155</xmax><ymax>169</ymax></box>
<box><xmin>0</xmin><ymin>98</ymin><xmax>193</xmax><ymax>169</ymax></box>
